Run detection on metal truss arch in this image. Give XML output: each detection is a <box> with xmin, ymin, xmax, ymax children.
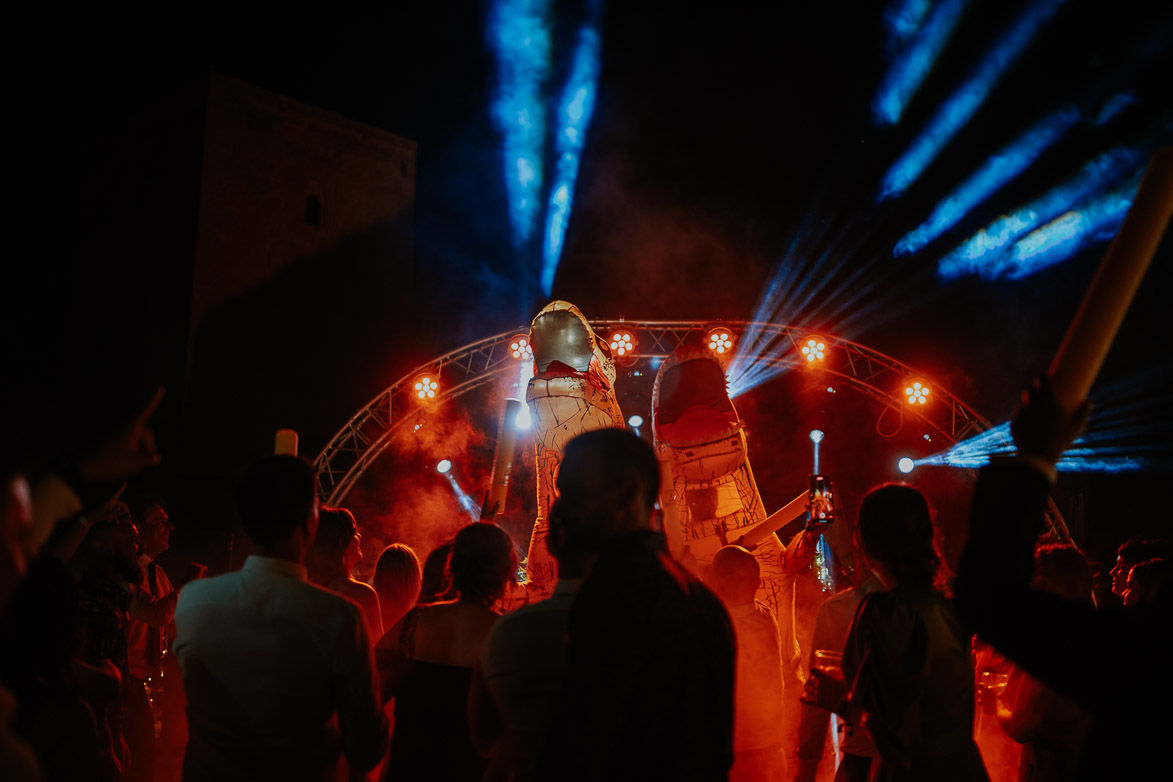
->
<box><xmin>313</xmin><ymin>319</ymin><xmax>1065</xmax><ymax>539</ymax></box>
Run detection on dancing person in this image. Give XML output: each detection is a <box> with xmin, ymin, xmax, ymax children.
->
<box><xmin>709</xmin><ymin>544</ymin><xmax>787</xmax><ymax>782</ymax></box>
<box><xmin>956</xmin><ymin>375</ymin><xmax>1173</xmax><ymax>780</ymax></box>
<box><xmin>173</xmin><ymin>455</ymin><xmax>387</xmax><ymax>782</ymax></box>
<box><xmin>376</xmin><ymin>522</ymin><xmax>516</xmax><ymax>782</ymax></box>
<box><xmin>795</xmin><ymin>567</ymin><xmax>881</xmax><ymax>782</ymax></box>
<box><xmin>839</xmin><ymin>484</ymin><xmax>988</xmax><ymax>781</ymax></box>
<box><xmin>533</xmin><ymin>428</ymin><xmax>736</xmax><ymax>782</ymax></box>
<box><xmin>307</xmin><ymin>505</ymin><xmax>383</xmax><ymax>638</ymax></box>
<box><xmin>372</xmin><ymin>543</ymin><xmax>422</xmax><ymax>634</ymax></box>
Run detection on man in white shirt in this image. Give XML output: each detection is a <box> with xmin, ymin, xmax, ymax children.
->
<box><xmin>174</xmin><ymin>456</ymin><xmax>387</xmax><ymax>781</ymax></box>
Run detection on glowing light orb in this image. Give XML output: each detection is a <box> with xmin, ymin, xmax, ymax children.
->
<box><xmin>437</xmin><ymin>459</ymin><xmax>452</xmax><ymax>474</ymax></box>
<box><xmin>810</xmin><ymin>429</ymin><xmax>825</xmax><ymax>444</ymax></box>
<box><xmin>515</xmin><ymin>404</ymin><xmax>532</xmax><ymax>430</ymax></box>
<box><xmin>628</xmin><ymin>414</ymin><xmax>644</xmax><ymax>428</ymax></box>
<box><xmin>509</xmin><ymin>335</ymin><xmax>534</xmax><ymax>361</ymax></box>
<box><xmin>904</xmin><ymin>378</ymin><xmax>930</xmax><ymax>405</ymax></box>
<box><xmin>801</xmin><ymin>336</ymin><xmax>828</xmax><ymax>363</ymax></box>
<box><xmin>898</xmin><ymin>457</ymin><xmax>915</xmax><ymax>474</ymax></box>
<box><xmin>706</xmin><ymin>329</ymin><xmax>734</xmax><ymax>355</ymax></box>
<box><xmin>413</xmin><ymin>374</ymin><xmax>439</xmax><ymax>401</ymax></box>
<box><xmin>609</xmin><ymin>331</ymin><xmax>635</xmax><ymax>357</ymax></box>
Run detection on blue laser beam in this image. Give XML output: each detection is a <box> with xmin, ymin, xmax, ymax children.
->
<box><xmin>895</xmin><ymin>105</ymin><xmax>1081</xmax><ymax>255</ymax></box>
<box><xmin>443</xmin><ymin>472</ymin><xmax>481</xmax><ymax>521</ymax></box>
<box><xmin>489</xmin><ymin>0</ymin><xmax>553</xmax><ymax>246</ymax></box>
<box><xmin>883</xmin><ymin>0</ymin><xmax>933</xmax><ymax>50</ymax></box>
<box><xmin>874</xmin><ymin>0</ymin><xmax>968</xmax><ymax>126</ymax></box>
<box><xmin>879</xmin><ymin>0</ymin><xmax>1070</xmax><ymax>200</ymax></box>
<box><xmin>540</xmin><ymin>0</ymin><xmax>604</xmax><ymax>296</ymax></box>
<box><xmin>937</xmin><ymin>143</ymin><xmax>1144</xmax><ymax>280</ymax></box>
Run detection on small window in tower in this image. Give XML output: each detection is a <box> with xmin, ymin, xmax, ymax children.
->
<box><xmin>304</xmin><ymin>194</ymin><xmax>322</xmax><ymax>226</ymax></box>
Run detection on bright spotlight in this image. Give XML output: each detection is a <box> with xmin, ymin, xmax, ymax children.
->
<box><xmin>904</xmin><ymin>378</ymin><xmax>930</xmax><ymax>405</ymax></box>
<box><xmin>706</xmin><ymin>328</ymin><xmax>734</xmax><ymax>356</ymax></box>
<box><xmin>609</xmin><ymin>331</ymin><xmax>636</xmax><ymax>358</ymax></box>
<box><xmin>413</xmin><ymin>373</ymin><xmax>439</xmax><ymax>401</ymax></box>
<box><xmin>800</xmin><ymin>336</ymin><xmax>828</xmax><ymax>363</ymax></box>
<box><xmin>515</xmin><ymin>404</ymin><xmax>532</xmax><ymax>430</ymax></box>
<box><xmin>437</xmin><ymin>459</ymin><xmax>452</xmax><ymax>474</ymax></box>
<box><xmin>509</xmin><ymin>335</ymin><xmax>534</xmax><ymax>361</ymax></box>
<box><xmin>628</xmin><ymin>414</ymin><xmax>644</xmax><ymax>428</ymax></box>
<box><xmin>898</xmin><ymin>457</ymin><xmax>915</xmax><ymax>474</ymax></box>
<box><xmin>809</xmin><ymin>429</ymin><xmax>824</xmax><ymax>444</ymax></box>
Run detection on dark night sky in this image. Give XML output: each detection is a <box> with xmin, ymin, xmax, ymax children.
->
<box><xmin>6</xmin><ymin>0</ymin><xmax>1173</xmax><ymax>562</ymax></box>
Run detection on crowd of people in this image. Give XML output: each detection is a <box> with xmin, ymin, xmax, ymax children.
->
<box><xmin>2</xmin><ymin>377</ymin><xmax>1171</xmax><ymax>782</ymax></box>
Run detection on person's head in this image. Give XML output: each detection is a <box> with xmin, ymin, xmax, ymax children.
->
<box><xmin>1123</xmin><ymin>558</ymin><xmax>1172</xmax><ymax>610</ymax></box>
<box><xmin>1032</xmin><ymin>543</ymin><xmax>1093</xmax><ymax>603</ymax></box>
<box><xmin>139</xmin><ymin>502</ymin><xmax>174</xmax><ymax>559</ymax></box>
<box><xmin>373</xmin><ymin>543</ymin><xmax>422</xmax><ymax>629</ymax></box>
<box><xmin>236</xmin><ymin>455</ymin><xmax>319</xmax><ymax>556</ymax></box>
<box><xmin>420</xmin><ymin>539</ymin><xmax>455</xmax><ymax>603</ymax></box>
<box><xmin>306</xmin><ymin>506</ymin><xmax>360</xmax><ymax>582</ymax></box>
<box><xmin>448</xmin><ymin>522</ymin><xmax>517</xmax><ymax>606</ymax></box>
<box><xmin>553</xmin><ymin>428</ymin><xmax>661</xmax><ymax>552</ymax></box>
<box><xmin>709</xmin><ymin>545</ymin><xmax>760</xmax><ymax>607</ymax></box>
<box><xmin>79</xmin><ymin>502</ymin><xmax>143</xmax><ymax>584</ymax></box>
<box><xmin>1111</xmin><ymin>538</ymin><xmax>1173</xmax><ymax>597</ymax></box>
<box><xmin>855</xmin><ymin>483</ymin><xmax>945</xmax><ymax>593</ymax></box>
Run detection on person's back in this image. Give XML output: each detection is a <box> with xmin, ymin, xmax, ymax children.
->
<box><xmin>534</xmin><ymin>428</ymin><xmax>736</xmax><ymax>782</ymax></box>
<box><xmin>174</xmin><ymin>455</ymin><xmax>386</xmax><ymax>782</ymax></box>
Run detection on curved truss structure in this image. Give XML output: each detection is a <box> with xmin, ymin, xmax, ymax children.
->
<box><xmin>314</xmin><ymin>320</ymin><xmax>1068</xmax><ymax>537</ymax></box>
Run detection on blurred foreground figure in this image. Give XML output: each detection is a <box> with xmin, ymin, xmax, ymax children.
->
<box><xmin>841</xmin><ymin>485</ymin><xmax>988</xmax><ymax>781</ymax></box>
<box><xmin>534</xmin><ymin>429</ymin><xmax>736</xmax><ymax>782</ymax></box>
<box><xmin>523</xmin><ymin>301</ymin><xmax>624</xmax><ymax>596</ymax></box>
<box><xmin>956</xmin><ymin>376</ymin><xmax>1173</xmax><ymax>780</ymax></box>
<box><xmin>174</xmin><ymin>456</ymin><xmax>387</xmax><ymax>781</ymax></box>
<box><xmin>372</xmin><ymin>543</ymin><xmax>421</xmax><ymax>634</ymax></box>
<box><xmin>710</xmin><ymin>545</ymin><xmax>787</xmax><ymax>781</ymax></box>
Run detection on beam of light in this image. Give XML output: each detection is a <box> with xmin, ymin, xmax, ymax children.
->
<box><xmin>540</xmin><ymin>0</ymin><xmax>604</xmax><ymax>296</ymax></box>
<box><xmin>937</xmin><ymin>143</ymin><xmax>1144</xmax><ymax>280</ymax></box>
<box><xmin>879</xmin><ymin>0</ymin><xmax>1070</xmax><ymax>200</ymax></box>
<box><xmin>990</xmin><ymin>172</ymin><xmax>1141</xmax><ymax>279</ymax></box>
<box><xmin>442</xmin><ymin>471</ymin><xmax>481</xmax><ymax>521</ymax></box>
<box><xmin>1092</xmin><ymin>92</ymin><xmax>1135</xmax><ymax>126</ymax></box>
<box><xmin>515</xmin><ymin>359</ymin><xmax>535</xmax><ymax>429</ymax></box>
<box><xmin>489</xmin><ymin>0</ymin><xmax>552</xmax><ymax>246</ymax></box>
<box><xmin>873</xmin><ymin>0</ymin><xmax>968</xmax><ymax>126</ymax></box>
<box><xmin>883</xmin><ymin>0</ymin><xmax>933</xmax><ymax>51</ymax></box>
<box><xmin>895</xmin><ymin>104</ymin><xmax>1081</xmax><ymax>254</ymax></box>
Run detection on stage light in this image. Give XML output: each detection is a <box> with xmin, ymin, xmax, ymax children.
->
<box><xmin>706</xmin><ymin>328</ymin><xmax>735</xmax><ymax>356</ymax></box>
<box><xmin>827</xmin><ymin>387</ymin><xmax>836</xmax><ymax>394</ymax></box>
<box><xmin>800</xmin><ymin>336</ymin><xmax>828</xmax><ymax>363</ymax></box>
<box><xmin>610</xmin><ymin>331</ymin><xmax>635</xmax><ymax>358</ymax></box>
<box><xmin>628</xmin><ymin>414</ymin><xmax>644</xmax><ymax>428</ymax></box>
<box><xmin>509</xmin><ymin>335</ymin><xmax>534</xmax><ymax>361</ymax></box>
<box><xmin>413</xmin><ymin>373</ymin><xmax>439</xmax><ymax>401</ymax></box>
<box><xmin>904</xmin><ymin>378</ymin><xmax>930</xmax><ymax>405</ymax></box>
<box><xmin>898</xmin><ymin>457</ymin><xmax>915</xmax><ymax>474</ymax></box>
<box><xmin>810</xmin><ymin>429</ymin><xmax>824</xmax><ymax>444</ymax></box>
<box><xmin>437</xmin><ymin>459</ymin><xmax>452</xmax><ymax>474</ymax></box>
<box><xmin>515</xmin><ymin>403</ymin><xmax>532</xmax><ymax>430</ymax></box>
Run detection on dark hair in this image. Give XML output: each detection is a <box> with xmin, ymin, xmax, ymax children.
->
<box><xmin>856</xmin><ymin>483</ymin><xmax>946</xmax><ymax>593</ymax></box>
<box><xmin>448</xmin><ymin>523</ymin><xmax>516</xmax><ymax>606</ymax></box>
<box><xmin>1034</xmin><ymin>543</ymin><xmax>1093</xmax><ymax>602</ymax></box>
<box><xmin>420</xmin><ymin>540</ymin><xmax>455</xmax><ymax>602</ymax></box>
<box><xmin>1118</xmin><ymin>538</ymin><xmax>1173</xmax><ymax>567</ymax></box>
<box><xmin>373</xmin><ymin>543</ymin><xmax>422</xmax><ymax>629</ymax></box>
<box><xmin>1127</xmin><ymin>558</ymin><xmax>1173</xmax><ymax>605</ymax></box>
<box><xmin>236</xmin><ymin>455</ymin><xmax>317</xmax><ymax>547</ymax></box>
<box><xmin>554</xmin><ymin>429</ymin><xmax>661</xmax><ymax>549</ymax></box>
<box><xmin>306</xmin><ymin>506</ymin><xmax>357</xmax><ymax>582</ymax></box>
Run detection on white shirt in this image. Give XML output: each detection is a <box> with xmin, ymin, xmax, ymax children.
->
<box><xmin>174</xmin><ymin>555</ymin><xmax>387</xmax><ymax>781</ymax></box>
<box><xmin>481</xmin><ymin>578</ymin><xmax>583</xmax><ymax>782</ymax></box>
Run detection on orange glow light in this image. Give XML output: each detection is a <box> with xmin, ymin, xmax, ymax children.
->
<box><xmin>413</xmin><ymin>373</ymin><xmax>439</xmax><ymax>401</ymax></box>
<box><xmin>707</xmin><ymin>329</ymin><xmax>734</xmax><ymax>355</ymax></box>
<box><xmin>801</xmin><ymin>335</ymin><xmax>828</xmax><ymax>363</ymax></box>
<box><xmin>509</xmin><ymin>335</ymin><xmax>533</xmax><ymax>361</ymax></box>
<box><xmin>610</xmin><ymin>331</ymin><xmax>635</xmax><ymax>357</ymax></box>
<box><xmin>904</xmin><ymin>378</ymin><xmax>930</xmax><ymax>405</ymax></box>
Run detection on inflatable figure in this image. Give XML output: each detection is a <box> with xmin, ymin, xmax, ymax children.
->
<box><xmin>653</xmin><ymin>345</ymin><xmax>815</xmax><ymax>680</ymax></box>
<box><xmin>523</xmin><ymin>301</ymin><xmax>625</xmax><ymax>596</ymax></box>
